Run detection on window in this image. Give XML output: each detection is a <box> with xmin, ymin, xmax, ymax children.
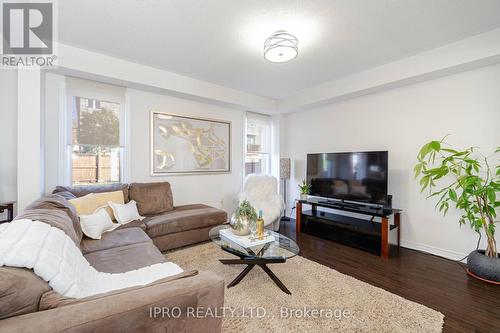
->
<box><xmin>245</xmin><ymin>112</ymin><xmax>271</xmax><ymax>176</ymax></box>
<box><xmin>65</xmin><ymin>78</ymin><xmax>126</xmax><ymax>186</ymax></box>
<box><xmin>69</xmin><ymin>97</ymin><xmax>121</xmax><ymax>185</ymax></box>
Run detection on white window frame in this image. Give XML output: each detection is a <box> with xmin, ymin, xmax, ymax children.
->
<box><xmin>245</xmin><ymin>111</ymin><xmax>272</xmax><ymax>176</ymax></box>
<box><xmin>61</xmin><ymin>77</ymin><xmax>128</xmax><ymax>186</ymax></box>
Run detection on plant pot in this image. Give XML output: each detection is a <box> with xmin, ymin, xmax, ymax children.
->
<box><xmin>466</xmin><ymin>250</ymin><xmax>500</xmax><ymax>284</ymax></box>
<box><xmin>229</xmin><ymin>214</ymin><xmax>252</xmax><ymax>236</ymax></box>
<box><xmin>300</xmin><ymin>194</ymin><xmax>308</xmax><ymax>201</ymax></box>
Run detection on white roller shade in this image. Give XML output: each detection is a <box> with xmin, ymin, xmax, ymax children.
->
<box><xmin>65</xmin><ymin>77</ymin><xmax>126</xmax><ymax>104</ymax></box>
<box><xmin>246</xmin><ymin>111</ymin><xmax>271</xmax><ymax>154</ymax></box>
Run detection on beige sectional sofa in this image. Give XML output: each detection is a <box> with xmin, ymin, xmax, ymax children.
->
<box><xmin>0</xmin><ymin>182</ymin><xmax>227</xmax><ymax>332</ymax></box>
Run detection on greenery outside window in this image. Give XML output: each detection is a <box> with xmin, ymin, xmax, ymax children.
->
<box><xmin>69</xmin><ymin>96</ymin><xmax>122</xmax><ymax>185</ymax></box>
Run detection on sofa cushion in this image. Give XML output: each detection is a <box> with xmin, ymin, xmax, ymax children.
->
<box><xmin>15</xmin><ymin>209</ymin><xmax>81</xmax><ymax>246</ymax></box>
<box><xmin>129</xmin><ymin>182</ymin><xmax>174</xmax><ymax>215</ymax></box>
<box><xmin>152</xmin><ymin>225</ymin><xmax>216</xmax><ymax>252</ymax></box>
<box><xmin>115</xmin><ymin>219</ymin><xmax>147</xmax><ymax>231</ymax></box>
<box><xmin>22</xmin><ymin>195</ymin><xmax>83</xmax><ymax>245</ymax></box>
<box><xmin>84</xmin><ymin>242</ymin><xmax>165</xmax><ymax>273</ymax></box>
<box><xmin>80</xmin><ymin>227</ymin><xmax>152</xmax><ymax>255</ymax></box>
<box><xmin>144</xmin><ymin>204</ymin><xmax>227</xmax><ymax>238</ymax></box>
<box><xmin>53</xmin><ymin>183</ymin><xmax>129</xmax><ymax>202</ymax></box>
<box><xmin>0</xmin><ymin>267</ymin><xmax>51</xmax><ymax>320</ymax></box>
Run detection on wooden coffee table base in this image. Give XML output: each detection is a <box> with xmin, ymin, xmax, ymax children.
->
<box><xmin>219</xmin><ymin>247</ymin><xmax>291</xmax><ymax>294</ymax></box>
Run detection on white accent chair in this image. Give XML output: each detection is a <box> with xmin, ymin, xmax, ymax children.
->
<box><xmin>238</xmin><ymin>174</ymin><xmax>284</xmax><ymax>231</ymax></box>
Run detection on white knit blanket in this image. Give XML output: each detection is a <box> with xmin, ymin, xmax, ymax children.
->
<box><xmin>0</xmin><ymin>219</ymin><xmax>183</xmax><ymax>298</ymax></box>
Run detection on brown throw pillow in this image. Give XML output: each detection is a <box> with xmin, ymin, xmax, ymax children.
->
<box><xmin>128</xmin><ymin>182</ymin><xmax>173</xmax><ymax>215</ymax></box>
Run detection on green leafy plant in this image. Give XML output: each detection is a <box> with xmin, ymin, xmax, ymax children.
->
<box><xmin>414</xmin><ymin>137</ymin><xmax>500</xmax><ymax>257</ymax></box>
<box><xmin>299</xmin><ymin>179</ymin><xmax>311</xmax><ymax>195</ymax></box>
<box><xmin>234</xmin><ymin>200</ymin><xmax>257</xmax><ymax>229</ymax></box>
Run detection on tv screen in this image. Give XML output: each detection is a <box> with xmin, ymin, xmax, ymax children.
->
<box><xmin>306</xmin><ymin>151</ymin><xmax>388</xmax><ymax>205</ymax></box>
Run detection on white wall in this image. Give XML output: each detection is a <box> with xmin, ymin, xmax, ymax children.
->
<box><xmin>17</xmin><ymin>69</ymin><xmax>43</xmax><ymax>212</ymax></box>
<box><xmin>127</xmin><ymin>88</ymin><xmax>245</xmax><ymax>214</ymax></box>
<box><xmin>44</xmin><ymin>73</ymin><xmax>66</xmax><ymax>194</ymax></box>
<box><xmin>0</xmin><ymin>69</ymin><xmax>18</xmax><ymax>217</ymax></box>
<box><xmin>41</xmin><ymin>76</ymin><xmax>246</xmax><ymax>215</ymax></box>
<box><xmin>284</xmin><ymin>64</ymin><xmax>500</xmax><ymax>260</ymax></box>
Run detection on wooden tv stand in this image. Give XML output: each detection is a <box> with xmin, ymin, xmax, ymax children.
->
<box><xmin>296</xmin><ymin>200</ymin><xmax>401</xmax><ymax>259</ymax></box>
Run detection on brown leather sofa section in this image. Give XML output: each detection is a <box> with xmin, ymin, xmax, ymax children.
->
<box><xmin>1</xmin><ymin>183</ymin><xmax>226</xmax><ymax>332</ymax></box>
<box><xmin>38</xmin><ymin>270</ymin><xmax>199</xmax><ymax>310</ymax></box>
<box><xmin>152</xmin><ymin>225</ymin><xmax>217</xmax><ymax>251</ymax></box>
<box><xmin>129</xmin><ymin>182</ymin><xmax>174</xmax><ymax>215</ymax></box>
<box><xmin>0</xmin><ymin>267</ymin><xmax>51</xmax><ymax>320</ymax></box>
<box><xmin>84</xmin><ymin>242</ymin><xmax>167</xmax><ymax>273</ymax></box>
<box><xmin>145</xmin><ymin>204</ymin><xmax>227</xmax><ymax>237</ymax></box>
<box><xmin>80</xmin><ymin>227</ymin><xmax>152</xmax><ymax>255</ymax></box>
<box><xmin>0</xmin><ymin>271</ymin><xmax>224</xmax><ymax>333</ymax></box>
<box><xmin>115</xmin><ymin>219</ymin><xmax>147</xmax><ymax>231</ymax></box>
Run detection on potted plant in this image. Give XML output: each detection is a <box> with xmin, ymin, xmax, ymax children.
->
<box><xmin>230</xmin><ymin>200</ymin><xmax>257</xmax><ymax>236</ymax></box>
<box><xmin>414</xmin><ymin>137</ymin><xmax>499</xmax><ymax>283</ymax></box>
<box><xmin>299</xmin><ymin>179</ymin><xmax>311</xmax><ymax>201</ymax></box>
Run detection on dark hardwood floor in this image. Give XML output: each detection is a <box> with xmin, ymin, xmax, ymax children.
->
<box><xmin>279</xmin><ymin>219</ymin><xmax>500</xmax><ymax>333</ymax></box>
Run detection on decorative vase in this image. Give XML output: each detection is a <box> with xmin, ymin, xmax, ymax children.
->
<box><xmin>466</xmin><ymin>250</ymin><xmax>500</xmax><ymax>284</ymax></box>
<box><xmin>230</xmin><ymin>213</ymin><xmax>252</xmax><ymax>236</ymax></box>
<box><xmin>300</xmin><ymin>193</ymin><xmax>308</xmax><ymax>201</ymax></box>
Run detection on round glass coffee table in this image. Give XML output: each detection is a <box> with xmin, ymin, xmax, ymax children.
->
<box><xmin>209</xmin><ymin>224</ymin><xmax>300</xmax><ymax>294</ymax></box>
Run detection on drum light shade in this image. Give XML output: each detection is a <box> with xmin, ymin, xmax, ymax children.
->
<box><xmin>280</xmin><ymin>158</ymin><xmax>291</xmax><ymax>179</ymax></box>
<box><xmin>264</xmin><ymin>31</ymin><xmax>298</xmax><ymax>63</ymax></box>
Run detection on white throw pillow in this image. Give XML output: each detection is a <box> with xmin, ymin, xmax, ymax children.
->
<box><xmin>108</xmin><ymin>200</ymin><xmax>145</xmax><ymax>225</ymax></box>
<box><xmin>79</xmin><ymin>207</ymin><xmax>119</xmax><ymax>240</ymax></box>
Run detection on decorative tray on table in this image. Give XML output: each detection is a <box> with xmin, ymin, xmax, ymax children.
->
<box><xmin>219</xmin><ymin>228</ymin><xmax>275</xmax><ymax>248</ymax></box>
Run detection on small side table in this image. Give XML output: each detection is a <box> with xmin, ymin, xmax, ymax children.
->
<box><xmin>0</xmin><ymin>202</ymin><xmax>15</xmax><ymax>223</ymax></box>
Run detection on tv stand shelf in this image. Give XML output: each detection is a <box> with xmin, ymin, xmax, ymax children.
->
<box><xmin>296</xmin><ymin>200</ymin><xmax>401</xmax><ymax>258</ymax></box>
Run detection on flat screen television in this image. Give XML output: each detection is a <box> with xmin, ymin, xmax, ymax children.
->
<box><xmin>306</xmin><ymin>151</ymin><xmax>388</xmax><ymax>205</ymax></box>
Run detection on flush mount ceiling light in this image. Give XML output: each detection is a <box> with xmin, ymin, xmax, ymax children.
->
<box><xmin>264</xmin><ymin>30</ymin><xmax>298</xmax><ymax>63</ymax></box>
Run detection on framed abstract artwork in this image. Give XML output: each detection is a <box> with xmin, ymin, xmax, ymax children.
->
<box><xmin>150</xmin><ymin>111</ymin><xmax>231</xmax><ymax>175</ymax></box>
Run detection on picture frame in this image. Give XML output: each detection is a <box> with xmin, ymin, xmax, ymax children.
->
<box><xmin>150</xmin><ymin>110</ymin><xmax>231</xmax><ymax>175</ymax></box>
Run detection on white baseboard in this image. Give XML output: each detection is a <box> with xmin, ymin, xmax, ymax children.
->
<box><xmin>400</xmin><ymin>239</ymin><xmax>468</xmax><ymax>261</ymax></box>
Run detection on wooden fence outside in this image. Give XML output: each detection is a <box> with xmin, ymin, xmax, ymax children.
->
<box><xmin>72</xmin><ymin>153</ymin><xmax>119</xmax><ymax>185</ymax></box>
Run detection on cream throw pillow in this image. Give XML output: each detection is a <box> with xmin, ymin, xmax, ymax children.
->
<box><xmin>108</xmin><ymin>200</ymin><xmax>145</xmax><ymax>225</ymax></box>
<box><xmin>69</xmin><ymin>191</ymin><xmax>124</xmax><ymax>220</ymax></box>
<box><xmin>79</xmin><ymin>207</ymin><xmax>119</xmax><ymax>240</ymax></box>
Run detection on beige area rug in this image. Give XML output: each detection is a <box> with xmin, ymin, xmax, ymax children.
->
<box><xmin>167</xmin><ymin>242</ymin><xmax>444</xmax><ymax>333</ymax></box>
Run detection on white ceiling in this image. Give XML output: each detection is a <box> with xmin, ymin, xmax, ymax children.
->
<box><xmin>58</xmin><ymin>0</ymin><xmax>500</xmax><ymax>99</ymax></box>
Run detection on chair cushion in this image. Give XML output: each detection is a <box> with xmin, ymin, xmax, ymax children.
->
<box><xmin>15</xmin><ymin>209</ymin><xmax>81</xmax><ymax>246</ymax></box>
<box><xmin>24</xmin><ymin>194</ymin><xmax>83</xmax><ymax>244</ymax></box>
<box><xmin>0</xmin><ymin>267</ymin><xmax>51</xmax><ymax>320</ymax></box>
<box><xmin>144</xmin><ymin>204</ymin><xmax>227</xmax><ymax>238</ymax></box>
<box><xmin>80</xmin><ymin>227</ymin><xmax>152</xmax><ymax>255</ymax></box>
<box><xmin>84</xmin><ymin>242</ymin><xmax>165</xmax><ymax>273</ymax></box>
<box><xmin>53</xmin><ymin>183</ymin><xmax>129</xmax><ymax>202</ymax></box>
<box><xmin>129</xmin><ymin>182</ymin><xmax>174</xmax><ymax>215</ymax></box>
